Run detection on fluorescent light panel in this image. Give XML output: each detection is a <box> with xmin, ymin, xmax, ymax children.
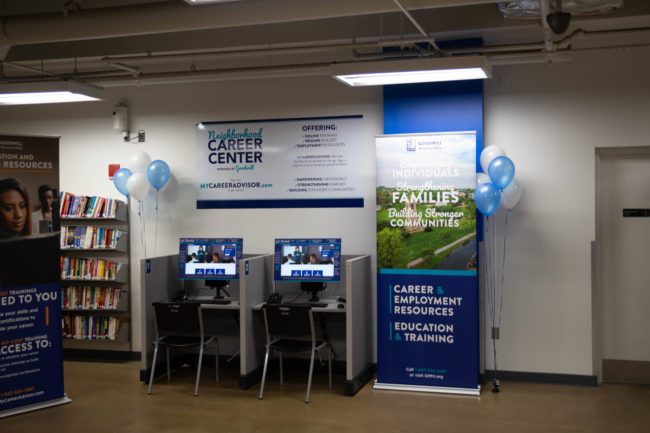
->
<box><xmin>0</xmin><ymin>80</ymin><xmax>104</xmax><ymax>106</ymax></box>
<box><xmin>332</xmin><ymin>56</ymin><xmax>492</xmax><ymax>87</ymax></box>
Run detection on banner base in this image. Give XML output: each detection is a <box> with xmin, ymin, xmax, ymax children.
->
<box><xmin>373</xmin><ymin>380</ymin><xmax>481</xmax><ymax>396</ymax></box>
<box><xmin>0</xmin><ymin>394</ymin><xmax>72</xmax><ymax>419</ymax></box>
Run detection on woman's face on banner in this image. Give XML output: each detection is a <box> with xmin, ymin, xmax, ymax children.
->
<box><xmin>0</xmin><ymin>189</ymin><xmax>27</xmax><ymax>234</ymax></box>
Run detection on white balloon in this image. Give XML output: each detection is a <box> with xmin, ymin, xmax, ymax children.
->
<box><xmin>126</xmin><ymin>172</ymin><xmax>150</xmax><ymax>201</ymax></box>
<box><xmin>480</xmin><ymin>145</ymin><xmax>506</xmax><ymax>173</ymax></box>
<box><xmin>477</xmin><ymin>172</ymin><xmax>491</xmax><ymax>187</ymax></box>
<box><xmin>501</xmin><ymin>178</ymin><xmax>522</xmax><ymax>210</ymax></box>
<box><xmin>127</xmin><ymin>151</ymin><xmax>152</xmax><ymax>174</ymax></box>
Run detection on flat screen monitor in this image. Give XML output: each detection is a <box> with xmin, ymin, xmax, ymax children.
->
<box><xmin>273</xmin><ymin>238</ymin><xmax>341</xmax><ymax>283</ymax></box>
<box><xmin>178</xmin><ymin>237</ymin><xmax>242</xmax><ymax>280</ymax></box>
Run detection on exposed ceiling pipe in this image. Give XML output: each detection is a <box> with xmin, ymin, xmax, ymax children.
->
<box><xmin>100</xmin><ymin>37</ymin><xmax>438</xmax><ymax>65</ymax></box>
<box><xmin>539</xmin><ymin>0</ymin><xmax>556</xmax><ymax>51</ymax></box>
<box><xmin>0</xmin><ymin>18</ymin><xmax>10</xmax><ymax>60</ymax></box>
<box><xmin>0</xmin><ymin>0</ymin><xmax>501</xmax><ymax>46</ymax></box>
<box><xmin>3</xmin><ymin>40</ymin><xmax>650</xmax><ymax>88</ymax></box>
<box><xmin>392</xmin><ymin>0</ymin><xmax>443</xmax><ymax>54</ymax></box>
<box><xmin>1</xmin><ymin>60</ymin><xmax>60</xmax><ymax>77</ymax></box>
<box><xmin>102</xmin><ymin>58</ymin><xmax>141</xmax><ymax>77</ymax></box>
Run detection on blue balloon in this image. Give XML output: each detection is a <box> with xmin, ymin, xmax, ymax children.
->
<box><xmin>147</xmin><ymin>160</ymin><xmax>170</xmax><ymax>191</ymax></box>
<box><xmin>474</xmin><ymin>183</ymin><xmax>501</xmax><ymax>216</ymax></box>
<box><xmin>113</xmin><ymin>168</ymin><xmax>132</xmax><ymax>197</ymax></box>
<box><xmin>488</xmin><ymin>156</ymin><xmax>515</xmax><ymax>190</ymax></box>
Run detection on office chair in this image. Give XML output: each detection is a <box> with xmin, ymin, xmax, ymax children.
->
<box><xmin>258</xmin><ymin>304</ymin><xmax>332</xmax><ymax>403</ymax></box>
<box><xmin>147</xmin><ymin>302</ymin><xmax>220</xmax><ymax>396</ymax></box>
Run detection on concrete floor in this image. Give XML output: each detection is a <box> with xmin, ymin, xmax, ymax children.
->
<box><xmin>2</xmin><ymin>360</ymin><xmax>650</xmax><ymax>432</ymax></box>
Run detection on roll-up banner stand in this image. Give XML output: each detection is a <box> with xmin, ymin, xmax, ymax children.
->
<box><xmin>375</xmin><ymin>132</ymin><xmax>480</xmax><ymax>395</ymax></box>
<box><xmin>0</xmin><ymin>135</ymin><xmax>70</xmax><ymax>417</ymax></box>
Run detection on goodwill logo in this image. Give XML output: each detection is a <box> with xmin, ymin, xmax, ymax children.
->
<box><xmin>406</xmin><ymin>139</ymin><xmax>416</xmax><ymax>152</ymax></box>
<box><xmin>206</xmin><ymin>127</ymin><xmax>264</xmax><ymax>168</ymax></box>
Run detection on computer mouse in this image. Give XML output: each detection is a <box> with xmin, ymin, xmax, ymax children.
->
<box><xmin>337</xmin><ymin>303</ymin><xmax>344</xmax><ymax>309</ymax></box>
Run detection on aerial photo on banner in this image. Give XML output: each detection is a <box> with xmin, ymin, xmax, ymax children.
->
<box><xmin>376</xmin><ymin>132</ymin><xmax>477</xmax><ymax>272</ymax></box>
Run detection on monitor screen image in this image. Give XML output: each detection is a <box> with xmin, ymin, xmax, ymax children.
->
<box><xmin>178</xmin><ymin>237</ymin><xmax>242</xmax><ymax>280</ymax></box>
<box><xmin>273</xmin><ymin>238</ymin><xmax>341</xmax><ymax>282</ymax></box>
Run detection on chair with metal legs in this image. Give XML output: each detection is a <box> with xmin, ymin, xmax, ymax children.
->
<box><xmin>147</xmin><ymin>302</ymin><xmax>219</xmax><ymax>396</ymax></box>
<box><xmin>258</xmin><ymin>304</ymin><xmax>332</xmax><ymax>403</ymax></box>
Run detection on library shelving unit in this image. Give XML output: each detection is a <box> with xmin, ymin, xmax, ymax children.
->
<box><xmin>59</xmin><ymin>193</ymin><xmax>131</xmax><ymax>356</ymax></box>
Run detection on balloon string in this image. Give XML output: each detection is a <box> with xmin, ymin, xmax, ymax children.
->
<box><xmin>154</xmin><ymin>194</ymin><xmax>159</xmax><ymax>257</ymax></box>
<box><xmin>499</xmin><ymin>211</ymin><xmax>509</xmax><ymax>329</ymax></box>
<box><xmin>139</xmin><ymin>200</ymin><xmax>147</xmax><ymax>259</ymax></box>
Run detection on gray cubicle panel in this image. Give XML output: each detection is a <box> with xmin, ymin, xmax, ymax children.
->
<box><xmin>344</xmin><ymin>254</ymin><xmax>375</xmax><ymax>396</ymax></box>
<box><xmin>238</xmin><ymin>254</ymin><xmax>273</xmax><ymax>388</ymax></box>
<box><xmin>139</xmin><ymin>254</ymin><xmax>182</xmax><ymax>379</ymax></box>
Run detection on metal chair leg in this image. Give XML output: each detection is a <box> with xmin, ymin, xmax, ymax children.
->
<box><xmin>215</xmin><ymin>339</ymin><xmax>220</xmax><ymax>383</ymax></box>
<box><xmin>279</xmin><ymin>352</ymin><xmax>284</xmax><ymax>386</ymax></box>
<box><xmin>328</xmin><ymin>345</ymin><xmax>332</xmax><ymax>390</ymax></box>
<box><xmin>306</xmin><ymin>348</ymin><xmax>316</xmax><ymax>403</ymax></box>
<box><xmin>166</xmin><ymin>347</ymin><xmax>171</xmax><ymax>381</ymax></box>
<box><xmin>194</xmin><ymin>344</ymin><xmax>204</xmax><ymax>396</ymax></box>
<box><xmin>259</xmin><ymin>345</ymin><xmax>270</xmax><ymax>399</ymax></box>
<box><xmin>147</xmin><ymin>342</ymin><xmax>159</xmax><ymax>395</ymax></box>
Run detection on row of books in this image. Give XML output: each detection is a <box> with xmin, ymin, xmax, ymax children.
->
<box><xmin>61</xmin><ymin>257</ymin><xmax>121</xmax><ymax>280</ymax></box>
<box><xmin>62</xmin><ymin>314</ymin><xmax>125</xmax><ymax>341</ymax></box>
<box><xmin>62</xmin><ymin>286</ymin><xmax>124</xmax><ymax>310</ymax></box>
<box><xmin>61</xmin><ymin>226</ymin><xmax>125</xmax><ymax>250</ymax></box>
<box><xmin>60</xmin><ymin>192</ymin><xmax>121</xmax><ymax>219</ymax></box>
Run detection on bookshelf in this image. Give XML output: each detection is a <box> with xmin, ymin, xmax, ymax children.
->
<box><xmin>59</xmin><ymin>193</ymin><xmax>131</xmax><ymax>352</ymax></box>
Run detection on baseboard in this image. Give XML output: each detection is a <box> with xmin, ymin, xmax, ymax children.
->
<box><xmin>63</xmin><ymin>348</ymin><xmax>141</xmax><ymax>362</ymax></box>
<box><xmin>344</xmin><ymin>363</ymin><xmax>376</xmax><ymax>396</ymax></box>
<box><xmin>603</xmin><ymin>359</ymin><xmax>650</xmax><ymax>384</ymax></box>
<box><xmin>483</xmin><ymin>369</ymin><xmax>597</xmax><ymax>387</ymax></box>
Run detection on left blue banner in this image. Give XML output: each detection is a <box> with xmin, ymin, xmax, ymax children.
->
<box><xmin>0</xmin><ymin>282</ymin><xmax>65</xmax><ymax>413</ymax></box>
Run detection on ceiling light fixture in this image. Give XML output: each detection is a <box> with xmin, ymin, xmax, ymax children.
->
<box><xmin>331</xmin><ymin>56</ymin><xmax>492</xmax><ymax>87</ymax></box>
<box><xmin>0</xmin><ymin>80</ymin><xmax>105</xmax><ymax>106</ymax></box>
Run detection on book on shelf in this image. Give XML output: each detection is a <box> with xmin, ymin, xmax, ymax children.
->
<box><xmin>61</xmin><ymin>226</ymin><xmax>124</xmax><ymax>249</ymax></box>
<box><xmin>59</xmin><ymin>192</ymin><xmax>120</xmax><ymax>218</ymax></box>
<box><xmin>60</xmin><ymin>257</ymin><xmax>122</xmax><ymax>280</ymax></box>
<box><xmin>61</xmin><ymin>286</ymin><xmax>124</xmax><ymax>310</ymax></box>
<box><xmin>62</xmin><ymin>314</ymin><xmax>126</xmax><ymax>340</ymax></box>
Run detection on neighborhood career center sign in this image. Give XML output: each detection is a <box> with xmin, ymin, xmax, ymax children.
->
<box><xmin>195</xmin><ymin>116</ymin><xmax>364</xmax><ymax>209</ymax></box>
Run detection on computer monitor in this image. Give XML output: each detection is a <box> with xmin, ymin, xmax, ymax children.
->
<box><xmin>178</xmin><ymin>238</ymin><xmax>242</xmax><ymax>299</ymax></box>
<box><xmin>273</xmin><ymin>238</ymin><xmax>341</xmax><ymax>302</ymax></box>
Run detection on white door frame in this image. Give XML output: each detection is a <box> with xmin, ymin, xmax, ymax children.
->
<box><xmin>594</xmin><ymin>146</ymin><xmax>650</xmax><ymax>383</ymax></box>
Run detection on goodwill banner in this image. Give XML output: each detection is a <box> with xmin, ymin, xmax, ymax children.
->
<box><xmin>0</xmin><ymin>282</ymin><xmax>64</xmax><ymax>413</ymax></box>
<box><xmin>196</xmin><ymin>115</ymin><xmax>364</xmax><ymax>208</ymax></box>
<box><xmin>0</xmin><ymin>135</ymin><xmax>69</xmax><ymax>417</ymax></box>
<box><xmin>375</xmin><ymin>132</ymin><xmax>480</xmax><ymax>395</ymax></box>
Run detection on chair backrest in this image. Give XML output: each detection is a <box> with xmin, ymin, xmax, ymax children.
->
<box><xmin>153</xmin><ymin>302</ymin><xmax>201</xmax><ymax>336</ymax></box>
<box><xmin>262</xmin><ymin>304</ymin><xmax>316</xmax><ymax>343</ymax></box>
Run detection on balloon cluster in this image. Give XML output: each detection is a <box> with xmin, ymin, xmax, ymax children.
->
<box><xmin>113</xmin><ymin>151</ymin><xmax>171</xmax><ymax>200</ymax></box>
<box><xmin>474</xmin><ymin>146</ymin><xmax>522</xmax><ymax>216</ymax></box>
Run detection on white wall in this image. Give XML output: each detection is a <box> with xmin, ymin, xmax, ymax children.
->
<box><xmin>2</xmin><ymin>46</ymin><xmax>649</xmax><ymax>376</ymax></box>
<box><xmin>483</xmin><ymin>47</ymin><xmax>650</xmax><ymax>375</ymax></box>
<box><xmin>0</xmin><ymin>76</ymin><xmax>382</xmax><ymax>353</ymax></box>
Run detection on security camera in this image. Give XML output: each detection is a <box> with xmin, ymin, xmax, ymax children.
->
<box><xmin>546</xmin><ymin>11</ymin><xmax>571</xmax><ymax>35</ymax></box>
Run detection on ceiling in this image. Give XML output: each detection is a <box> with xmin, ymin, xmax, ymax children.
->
<box><xmin>1</xmin><ymin>0</ymin><xmax>649</xmax><ymax>87</ymax></box>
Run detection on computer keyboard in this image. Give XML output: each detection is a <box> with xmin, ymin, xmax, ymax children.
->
<box><xmin>281</xmin><ymin>302</ymin><xmax>328</xmax><ymax>308</ymax></box>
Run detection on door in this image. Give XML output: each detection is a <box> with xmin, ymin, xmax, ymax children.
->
<box><xmin>596</xmin><ymin>148</ymin><xmax>650</xmax><ymax>383</ymax></box>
